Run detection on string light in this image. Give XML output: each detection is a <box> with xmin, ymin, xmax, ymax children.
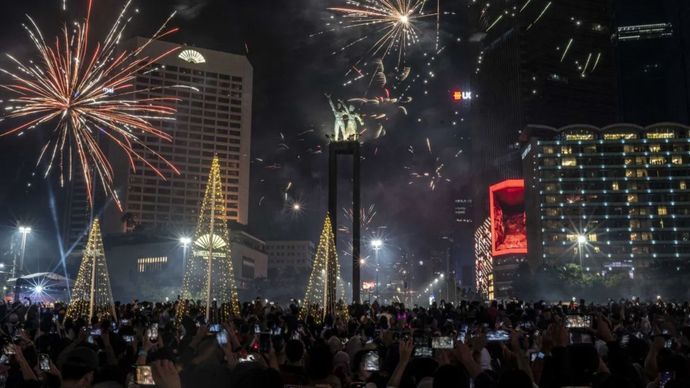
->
<box><xmin>300</xmin><ymin>214</ymin><xmax>347</xmax><ymax>324</ymax></box>
<box><xmin>177</xmin><ymin>156</ymin><xmax>240</xmax><ymax>324</ymax></box>
<box><xmin>474</xmin><ymin>218</ymin><xmax>494</xmax><ymax>300</ymax></box>
<box><xmin>66</xmin><ymin>219</ymin><xmax>117</xmax><ymax>321</ymax></box>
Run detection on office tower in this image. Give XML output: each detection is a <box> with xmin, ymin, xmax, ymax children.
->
<box><xmin>63</xmin><ymin>39</ymin><xmax>252</xmax><ymax>240</ymax></box>
<box><xmin>613</xmin><ymin>0</ymin><xmax>690</xmax><ymax>124</ymax></box>
<box><xmin>469</xmin><ymin>0</ymin><xmax>617</xmax><ymax>222</ymax></box>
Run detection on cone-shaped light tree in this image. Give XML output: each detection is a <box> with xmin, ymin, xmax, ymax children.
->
<box><xmin>300</xmin><ymin>214</ymin><xmax>347</xmax><ymax>324</ymax></box>
<box><xmin>178</xmin><ymin>156</ymin><xmax>240</xmax><ymax>323</ymax></box>
<box><xmin>66</xmin><ymin>219</ymin><xmax>117</xmax><ymax>321</ymax></box>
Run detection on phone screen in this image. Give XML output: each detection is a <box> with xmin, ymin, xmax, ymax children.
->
<box><xmin>136</xmin><ymin>365</ymin><xmax>155</xmax><ymax>385</ymax></box>
<box><xmin>413</xmin><ymin>335</ymin><xmax>432</xmax><ymax>358</ymax></box>
<box><xmin>363</xmin><ymin>350</ymin><xmax>379</xmax><ymax>371</ymax></box>
<box><xmin>208</xmin><ymin>324</ymin><xmax>221</xmax><ymax>333</ymax></box>
<box><xmin>90</xmin><ymin>328</ymin><xmax>102</xmax><ymax>336</ymax></box>
<box><xmin>456</xmin><ymin>332</ymin><xmax>466</xmax><ymax>344</ymax></box>
<box><xmin>486</xmin><ymin>330</ymin><xmax>510</xmax><ymax>342</ymax></box>
<box><xmin>216</xmin><ymin>330</ymin><xmax>228</xmax><ymax>346</ymax></box>
<box><xmin>2</xmin><ymin>344</ymin><xmax>15</xmax><ymax>355</ymax></box>
<box><xmin>530</xmin><ymin>352</ymin><xmax>545</xmax><ymax>362</ymax></box>
<box><xmin>239</xmin><ymin>354</ymin><xmax>255</xmax><ymax>363</ymax></box>
<box><xmin>148</xmin><ymin>323</ymin><xmax>159</xmax><ymax>341</ymax></box>
<box><xmin>565</xmin><ymin>315</ymin><xmax>592</xmax><ymax>329</ymax></box>
<box><xmin>40</xmin><ymin>354</ymin><xmax>50</xmax><ymax>371</ymax></box>
<box><xmin>123</xmin><ymin>335</ymin><xmax>135</xmax><ymax>343</ymax></box>
<box><xmin>432</xmin><ymin>336</ymin><xmax>454</xmax><ymax>349</ymax></box>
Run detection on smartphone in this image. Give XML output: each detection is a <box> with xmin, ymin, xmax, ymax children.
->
<box><xmin>271</xmin><ymin>327</ymin><xmax>282</xmax><ymax>336</ymax></box>
<box><xmin>0</xmin><ymin>354</ymin><xmax>8</xmax><ymax>365</ymax></box>
<box><xmin>135</xmin><ymin>365</ymin><xmax>155</xmax><ymax>385</ymax></box>
<box><xmin>238</xmin><ymin>354</ymin><xmax>255</xmax><ymax>363</ymax></box>
<box><xmin>456</xmin><ymin>332</ymin><xmax>466</xmax><ymax>344</ymax></box>
<box><xmin>40</xmin><ymin>353</ymin><xmax>50</xmax><ymax>371</ymax></box>
<box><xmin>120</xmin><ymin>319</ymin><xmax>130</xmax><ymax>326</ymax></box>
<box><xmin>363</xmin><ymin>350</ymin><xmax>379</xmax><ymax>371</ymax></box>
<box><xmin>2</xmin><ymin>344</ymin><xmax>15</xmax><ymax>355</ymax></box>
<box><xmin>148</xmin><ymin>323</ymin><xmax>159</xmax><ymax>342</ymax></box>
<box><xmin>530</xmin><ymin>352</ymin><xmax>545</xmax><ymax>362</ymax></box>
<box><xmin>291</xmin><ymin>331</ymin><xmax>300</xmax><ymax>340</ymax></box>
<box><xmin>254</xmin><ymin>324</ymin><xmax>261</xmax><ymax>334</ymax></box>
<box><xmin>216</xmin><ymin>330</ymin><xmax>228</xmax><ymax>346</ymax></box>
<box><xmin>208</xmin><ymin>324</ymin><xmax>221</xmax><ymax>333</ymax></box>
<box><xmin>486</xmin><ymin>330</ymin><xmax>510</xmax><ymax>342</ymax></box>
<box><xmin>90</xmin><ymin>328</ymin><xmax>102</xmax><ymax>336</ymax></box>
<box><xmin>123</xmin><ymin>335</ymin><xmax>135</xmax><ymax>343</ymax></box>
<box><xmin>565</xmin><ymin>315</ymin><xmax>592</xmax><ymax>329</ymax></box>
<box><xmin>87</xmin><ymin>336</ymin><xmax>95</xmax><ymax>345</ymax></box>
<box><xmin>259</xmin><ymin>333</ymin><xmax>271</xmax><ymax>353</ymax></box>
<box><xmin>620</xmin><ymin>334</ymin><xmax>630</xmax><ymax>348</ymax></box>
<box><xmin>660</xmin><ymin>371</ymin><xmax>674</xmax><ymax>388</ymax></box>
<box><xmin>413</xmin><ymin>335</ymin><xmax>432</xmax><ymax>358</ymax></box>
<box><xmin>432</xmin><ymin>336</ymin><xmax>454</xmax><ymax>349</ymax></box>
<box><xmin>664</xmin><ymin>339</ymin><xmax>673</xmax><ymax>349</ymax></box>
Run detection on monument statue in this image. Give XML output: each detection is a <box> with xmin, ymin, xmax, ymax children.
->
<box><xmin>327</xmin><ymin>94</ymin><xmax>361</xmax><ymax>141</ymax></box>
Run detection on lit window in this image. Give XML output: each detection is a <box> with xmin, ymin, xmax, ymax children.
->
<box><xmin>636</xmin><ymin>169</ymin><xmax>648</xmax><ymax>178</ymax></box>
<box><xmin>649</xmin><ymin>144</ymin><xmax>661</xmax><ymax>153</ymax></box>
<box><xmin>561</xmin><ymin>146</ymin><xmax>573</xmax><ymax>155</ymax></box>
<box><xmin>588</xmin><ymin>234</ymin><xmax>598</xmax><ymax>242</ymax></box>
<box><xmin>646</xmin><ymin>131</ymin><xmax>675</xmax><ymax>139</ymax></box>
<box><xmin>565</xmin><ymin>133</ymin><xmax>594</xmax><ymax>141</ymax></box>
<box><xmin>604</xmin><ymin>133</ymin><xmax>637</xmax><ymax>140</ymax></box>
<box><xmin>612</xmin><ymin>182</ymin><xmax>619</xmax><ymax>191</ymax></box>
<box><xmin>625</xmin><ymin>170</ymin><xmax>635</xmax><ymax>178</ymax></box>
<box><xmin>650</xmin><ymin>156</ymin><xmax>665</xmax><ymax>165</ymax></box>
<box><xmin>543</xmin><ymin>146</ymin><xmax>555</xmax><ymax>154</ymax></box>
<box><xmin>562</xmin><ymin>157</ymin><xmax>577</xmax><ymax>167</ymax></box>
<box><xmin>672</xmin><ymin>156</ymin><xmax>683</xmax><ymax>165</ymax></box>
<box><xmin>624</xmin><ymin>158</ymin><xmax>633</xmax><ymax>165</ymax></box>
<box><xmin>658</xmin><ymin>206</ymin><xmax>668</xmax><ymax>216</ymax></box>
<box><xmin>681</xmin><ymin>181</ymin><xmax>687</xmax><ymax>190</ymax></box>
<box><xmin>137</xmin><ymin>257</ymin><xmax>168</xmax><ymax>273</ymax></box>
<box><xmin>630</xmin><ymin>233</ymin><xmax>639</xmax><ymax>241</ymax></box>
<box><xmin>627</xmin><ymin>194</ymin><xmax>638</xmax><ymax>203</ymax></box>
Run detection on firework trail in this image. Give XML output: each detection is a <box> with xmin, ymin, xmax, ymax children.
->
<box><xmin>339</xmin><ymin>204</ymin><xmax>377</xmax><ymax>258</ymax></box>
<box><xmin>0</xmin><ymin>0</ymin><xmax>182</xmax><ymax>209</ymax></box>
<box><xmin>327</xmin><ymin>0</ymin><xmax>437</xmax><ymax>66</ymax></box>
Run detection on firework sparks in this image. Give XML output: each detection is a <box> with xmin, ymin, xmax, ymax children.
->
<box><xmin>328</xmin><ymin>0</ymin><xmax>437</xmax><ymax>66</ymax></box>
<box><xmin>0</xmin><ymin>0</ymin><xmax>181</xmax><ymax>209</ymax></box>
<box><xmin>339</xmin><ymin>204</ymin><xmax>377</xmax><ymax>258</ymax></box>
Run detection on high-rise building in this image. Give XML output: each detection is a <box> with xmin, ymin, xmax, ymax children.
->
<box><xmin>468</xmin><ymin>0</ymin><xmax>618</xmax><ymax>224</ymax></box>
<box><xmin>265</xmin><ymin>240</ymin><xmax>315</xmax><ymax>277</ymax></box>
<box><xmin>521</xmin><ymin>123</ymin><xmax>690</xmax><ymax>276</ymax></box>
<box><xmin>613</xmin><ymin>0</ymin><xmax>690</xmax><ymax>124</ymax></box>
<box><xmin>64</xmin><ymin>39</ymin><xmax>253</xmax><ymax>240</ymax></box>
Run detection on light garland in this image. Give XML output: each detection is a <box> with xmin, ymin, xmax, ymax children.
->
<box><xmin>299</xmin><ymin>214</ymin><xmax>347</xmax><ymax>324</ymax></box>
<box><xmin>177</xmin><ymin>156</ymin><xmax>240</xmax><ymax>324</ymax></box>
<box><xmin>65</xmin><ymin>219</ymin><xmax>117</xmax><ymax>321</ymax></box>
<box><xmin>474</xmin><ymin>218</ymin><xmax>494</xmax><ymax>300</ymax></box>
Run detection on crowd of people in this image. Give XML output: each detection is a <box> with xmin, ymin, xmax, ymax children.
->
<box><xmin>1</xmin><ymin>297</ymin><xmax>690</xmax><ymax>388</ymax></box>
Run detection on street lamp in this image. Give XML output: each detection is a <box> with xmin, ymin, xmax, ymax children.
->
<box><xmin>576</xmin><ymin>234</ymin><xmax>586</xmax><ymax>268</ymax></box>
<box><xmin>371</xmin><ymin>239</ymin><xmax>383</xmax><ymax>300</ymax></box>
<box><xmin>12</xmin><ymin>226</ymin><xmax>31</xmax><ymax>279</ymax></box>
<box><xmin>179</xmin><ymin>237</ymin><xmax>191</xmax><ymax>271</ymax></box>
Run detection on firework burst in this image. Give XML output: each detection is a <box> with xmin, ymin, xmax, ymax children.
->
<box><xmin>0</xmin><ymin>0</ymin><xmax>182</xmax><ymax>209</ymax></box>
<box><xmin>328</xmin><ymin>0</ymin><xmax>436</xmax><ymax>66</ymax></box>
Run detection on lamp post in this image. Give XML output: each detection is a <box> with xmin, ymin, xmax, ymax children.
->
<box><xmin>371</xmin><ymin>239</ymin><xmax>383</xmax><ymax>301</ymax></box>
<box><xmin>180</xmin><ymin>237</ymin><xmax>191</xmax><ymax>272</ymax></box>
<box><xmin>577</xmin><ymin>234</ymin><xmax>586</xmax><ymax>269</ymax></box>
<box><xmin>12</xmin><ymin>226</ymin><xmax>31</xmax><ymax>279</ymax></box>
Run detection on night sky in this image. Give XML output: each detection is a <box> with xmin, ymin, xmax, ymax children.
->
<box><xmin>0</xmin><ymin>1</ymin><xmax>474</xmax><ymax>275</ymax></box>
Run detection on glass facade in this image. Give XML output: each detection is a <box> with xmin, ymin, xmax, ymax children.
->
<box><xmin>531</xmin><ymin>124</ymin><xmax>690</xmax><ymax>270</ymax></box>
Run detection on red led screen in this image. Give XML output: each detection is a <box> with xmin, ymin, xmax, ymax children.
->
<box><xmin>489</xmin><ymin>179</ymin><xmax>527</xmax><ymax>256</ymax></box>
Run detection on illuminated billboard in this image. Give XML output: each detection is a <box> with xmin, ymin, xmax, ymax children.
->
<box><xmin>489</xmin><ymin>179</ymin><xmax>527</xmax><ymax>256</ymax></box>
